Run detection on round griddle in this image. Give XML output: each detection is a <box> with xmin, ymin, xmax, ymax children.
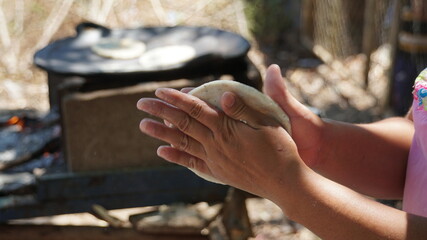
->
<box><xmin>34</xmin><ymin>22</ymin><xmax>251</xmax><ymax>75</ymax></box>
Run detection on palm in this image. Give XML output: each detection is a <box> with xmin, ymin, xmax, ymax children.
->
<box><xmin>263</xmin><ymin>65</ymin><xmax>324</xmax><ymax>167</ymax></box>
<box><xmin>288</xmin><ymin>112</ymin><xmax>323</xmax><ymax>167</ymax></box>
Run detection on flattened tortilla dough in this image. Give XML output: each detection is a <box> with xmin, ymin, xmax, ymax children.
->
<box><xmin>189</xmin><ymin>80</ymin><xmax>291</xmax><ymax>133</ymax></box>
<box><xmin>92</xmin><ymin>38</ymin><xmax>146</xmax><ymax>59</ymax></box>
<box><xmin>187</xmin><ymin>80</ymin><xmax>291</xmax><ymax>184</ymax></box>
<box><xmin>139</xmin><ymin>45</ymin><xmax>196</xmax><ymax>70</ymax></box>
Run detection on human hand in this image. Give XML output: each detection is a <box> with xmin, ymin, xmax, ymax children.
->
<box><xmin>137</xmin><ymin>87</ymin><xmax>304</xmax><ymax>199</ymax></box>
<box><xmin>263</xmin><ymin>65</ymin><xmax>325</xmax><ymax>167</ymax></box>
<box><xmin>215</xmin><ymin>65</ymin><xmax>325</xmax><ymax>167</ymax></box>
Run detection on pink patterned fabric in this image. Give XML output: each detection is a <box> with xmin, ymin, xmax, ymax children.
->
<box><xmin>403</xmin><ymin>69</ymin><xmax>427</xmax><ymax>217</ymax></box>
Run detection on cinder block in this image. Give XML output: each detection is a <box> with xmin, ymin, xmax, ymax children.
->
<box><xmin>61</xmin><ymin>79</ymin><xmax>201</xmax><ymax>172</ymax></box>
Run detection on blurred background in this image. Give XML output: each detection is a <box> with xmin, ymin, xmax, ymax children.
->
<box><xmin>2</xmin><ymin>0</ymin><xmax>426</xmax><ymax>118</ymax></box>
<box><xmin>0</xmin><ymin>0</ymin><xmax>419</xmax><ymax>120</ymax></box>
<box><xmin>1</xmin><ymin>0</ymin><xmax>426</xmax><ymax>239</ymax></box>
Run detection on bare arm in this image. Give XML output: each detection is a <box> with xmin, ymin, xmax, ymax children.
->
<box><xmin>276</xmin><ymin>162</ymin><xmax>427</xmax><ymax>240</ymax></box>
<box><xmin>263</xmin><ymin>65</ymin><xmax>414</xmax><ymax>199</ymax></box>
<box><xmin>316</xmin><ymin>117</ymin><xmax>414</xmax><ymax>199</ymax></box>
<box><xmin>137</xmin><ymin>86</ymin><xmax>426</xmax><ymax>240</ymax></box>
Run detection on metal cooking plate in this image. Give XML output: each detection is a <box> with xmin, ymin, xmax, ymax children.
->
<box><xmin>34</xmin><ymin>23</ymin><xmax>250</xmax><ymax>75</ymax></box>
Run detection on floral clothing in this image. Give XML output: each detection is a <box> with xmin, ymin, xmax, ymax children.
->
<box><xmin>403</xmin><ymin>68</ymin><xmax>427</xmax><ymax>217</ymax></box>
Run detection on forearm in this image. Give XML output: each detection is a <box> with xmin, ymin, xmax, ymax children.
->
<box><xmin>273</xmin><ymin>166</ymin><xmax>427</xmax><ymax>240</ymax></box>
<box><xmin>315</xmin><ymin>117</ymin><xmax>414</xmax><ymax>199</ymax></box>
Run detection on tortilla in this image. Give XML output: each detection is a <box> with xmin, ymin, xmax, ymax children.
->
<box><xmin>187</xmin><ymin>80</ymin><xmax>291</xmax><ymax>184</ymax></box>
<box><xmin>92</xmin><ymin>38</ymin><xmax>146</xmax><ymax>59</ymax></box>
<box><xmin>139</xmin><ymin>45</ymin><xmax>196</xmax><ymax>70</ymax></box>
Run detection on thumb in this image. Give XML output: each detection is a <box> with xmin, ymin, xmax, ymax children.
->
<box><xmin>221</xmin><ymin>92</ymin><xmax>277</xmax><ymax>128</ymax></box>
<box><xmin>263</xmin><ymin>64</ymin><xmax>307</xmax><ymax>117</ymax></box>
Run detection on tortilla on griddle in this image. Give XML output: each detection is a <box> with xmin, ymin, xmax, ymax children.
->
<box><xmin>92</xmin><ymin>38</ymin><xmax>146</xmax><ymax>59</ymax></box>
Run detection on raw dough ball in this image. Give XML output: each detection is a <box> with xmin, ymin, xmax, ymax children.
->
<box><xmin>187</xmin><ymin>80</ymin><xmax>291</xmax><ymax>184</ymax></box>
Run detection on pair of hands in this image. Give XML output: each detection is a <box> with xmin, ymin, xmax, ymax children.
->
<box><xmin>137</xmin><ymin>64</ymin><xmax>323</xmax><ymax>199</ymax></box>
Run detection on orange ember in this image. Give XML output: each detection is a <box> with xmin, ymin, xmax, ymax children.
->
<box><xmin>7</xmin><ymin>116</ymin><xmax>25</xmax><ymax>129</ymax></box>
<box><xmin>7</xmin><ymin>116</ymin><xmax>20</xmax><ymax>125</ymax></box>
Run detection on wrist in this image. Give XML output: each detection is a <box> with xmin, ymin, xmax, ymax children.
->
<box><xmin>267</xmin><ymin>159</ymin><xmax>315</xmax><ymax>218</ymax></box>
<box><xmin>312</xmin><ymin>119</ymin><xmax>342</xmax><ymax>170</ymax></box>
<box><xmin>305</xmin><ymin>118</ymin><xmax>329</xmax><ymax>170</ymax></box>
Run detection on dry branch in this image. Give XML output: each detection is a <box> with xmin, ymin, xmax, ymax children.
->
<box><xmin>234</xmin><ymin>0</ymin><xmax>251</xmax><ymax>39</ymax></box>
<box><xmin>0</xmin><ymin>0</ymin><xmax>11</xmax><ymax>48</ymax></box>
<box><xmin>14</xmin><ymin>0</ymin><xmax>24</xmax><ymax>34</ymax></box>
<box><xmin>34</xmin><ymin>0</ymin><xmax>75</xmax><ymax>51</ymax></box>
<box><xmin>96</xmin><ymin>0</ymin><xmax>115</xmax><ymax>24</ymax></box>
<box><xmin>92</xmin><ymin>204</ymin><xmax>126</xmax><ymax>228</ymax></box>
<box><xmin>176</xmin><ymin>0</ymin><xmax>214</xmax><ymax>26</ymax></box>
<box><xmin>149</xmin><ymin>0</ymin><xmax>167</xmax><ymax>25</ymax></box>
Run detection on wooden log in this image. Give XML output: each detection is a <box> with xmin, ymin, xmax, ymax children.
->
<box><xmin>384</xmin><ymin>0</ymin><xmax>405</xmax><ymax>112</ymax></box>
<box><xmin>208</xmin><ymin>188</ymin><xmax>253</xmax><ymax>240</ymax></box>
<box><xmin>300</xmin><ymin>0</ymin><xmax>314</xmax><ymax>48</ymax></box>
<box><xmin>362</xmin><ymin>0</ymin><xmax>377</xmax><ymax>87</ymax></box>
<box><xmin>130</xmin><ymin>202</ymin><xmax>221</xmax><ymax>235</ymax></box>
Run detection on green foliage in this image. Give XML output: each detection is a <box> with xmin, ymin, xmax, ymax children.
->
<box><xmin>243</xmin><ymin>0</ymin><xmax>291</xmax><ymax>44</ymax></box>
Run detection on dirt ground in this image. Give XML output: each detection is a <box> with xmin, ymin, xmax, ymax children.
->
<box><xmin>0</xmin><ymin>1</ymin><xmax>398</xmax><ymax>239</ymax></box>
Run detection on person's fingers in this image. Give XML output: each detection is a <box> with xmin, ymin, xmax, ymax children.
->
<box><xmin>163</xmin><ymin>88</ymin><xmax>194</xmax><ymax>127</ymax></box>
<box><xmin>139</xmin><ymin>119</ymin><xmax>207</xmax><ymax>160</ymax></box>
<box><xmin>263</xmin><ymin>64</ymin><xmax>307</xmax><ymax>117</ymax></box>
<box><xmin>157</xmin><ymin>145</ymin><xmax>213</xmax><ymax>177</ymax></box>
<box><xmin>180</xmin><ymin>87</ymin><xmax>194</xmax><ymax>93</ymax></box>
<box><xmin>154</xmin><ymin>88</ymin><xmax>221</xmax><ymax>130</ymax></box>
<box><xmin>221</xmin><ymin>91</ymin><xmax>280</xmax><ymax>128</ymax></box>
<box><xmin>164</xmin><ymin>119</ymin><xmax>174</xmax><ymax>128</ymax></box>
<box><xmin>137</xmin><ymin>97</ymin><xmax>212</xmax><ymax>143</ymax></box>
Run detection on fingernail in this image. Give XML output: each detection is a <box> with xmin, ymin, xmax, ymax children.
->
<box><xmin>137</xmin><ymin>99</ymin><xmax>156</xmax><ymax>115</ymax></box>
<box><xmin>155</xmin><ymin>88</ymin><xmax>166</xmax><ymax>98</ymax></box>
<box><xmin>139</xmin><ymin>119</ymin><xmax>153</xmax><ymax>134</ymax></box>
<box><xmin>137</xmin><ymin>99</ymin><xmax>148</xmax><ymax>110</ymax></box>
<box><xmin>157</xmin><ymin>146</ymin><xmax>165</xmax><ymax>157</ymax></box>
<box><xmin>223</xmin><ymin>92</ymin><xmax>235</xmax><ymax>108</ymax></box>
<box><xmin>154</xmin><ymin>88</ymin><xmax>171</xmax><ymax>98</ymax></box>
<box><xmin>164</xmin><ymin>120</ymin><xmax>174</xmax><ymax>128</ymax></box>
<box><xmin>157</xmin><ymin>146</ymin><xmax>171</xmax><ymax>162</ymax></box>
